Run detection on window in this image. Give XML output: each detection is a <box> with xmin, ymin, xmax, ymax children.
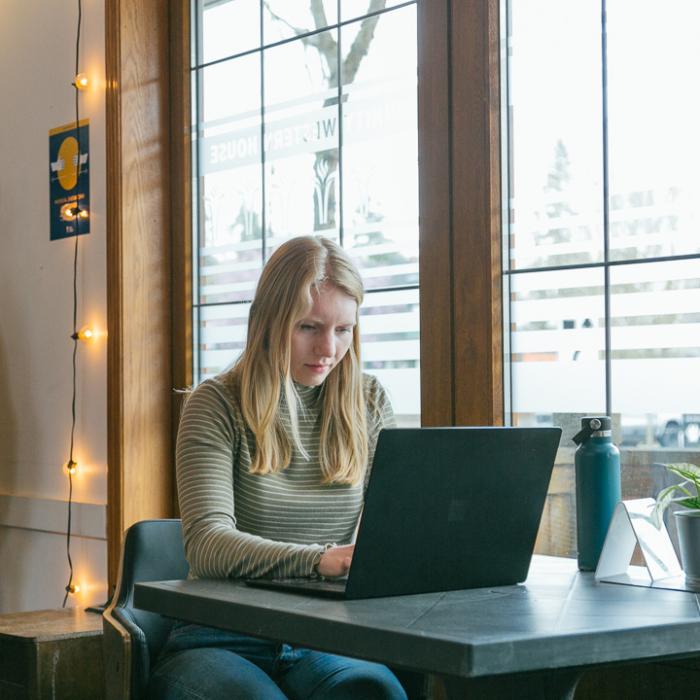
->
<box><xmin>191</xmin><ymin>0</ymin><xmax>419</xmax><ymax>424</ymax></box>
<box><xmin>105</xmin><ymin>0</ymin><xmax>499</xmax><ymax>584</ymax></box>
<box><xmin>504</xmin><ymin>0</ymin><xmax>700</xmax><ymax>555</ymax></box>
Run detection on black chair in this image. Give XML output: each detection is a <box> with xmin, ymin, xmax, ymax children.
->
<box><xmin>103</xmin><ymin>519</ymin><xmax>189</xmax><ymax>700</ymax></box>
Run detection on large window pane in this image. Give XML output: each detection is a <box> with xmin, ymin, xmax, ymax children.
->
<box><xmin>507</xmin><ymin>0</ymin><xmax>603</xmax><ymax>271</ymax></box>
<box><xmin>504</xmin><ymin>0</ymin><xmax>700</xmax><ymax>561</ymax></box>
<box><xmin>607</xmin><ymin>0</ymin><xmax>700</xmax><ymax>262</ymax></box>
<box><xmin>342</xmin><ymin>6</ymin><xmax>418</xmax><ymax>290</ymax></box>
<box><xmin>192</xmin><ymin>1</ymin><xmax>420</xmax><ymax>423</ymax></box>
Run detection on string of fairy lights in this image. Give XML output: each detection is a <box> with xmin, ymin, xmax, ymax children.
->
<box><xmin>62</xmin><ymin>0</ymin><xmax>91</xmax><ymax>608</ymax></box>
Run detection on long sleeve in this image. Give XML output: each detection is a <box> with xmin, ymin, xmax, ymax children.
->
<box><xmin>176</xmin><ymin>380</ymin><xmax>325</xmax><ymax>579</ymax></box>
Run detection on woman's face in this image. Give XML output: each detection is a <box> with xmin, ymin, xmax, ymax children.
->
<box><xmin>290</xmin><ymin>283</ymin><xmax>357</xmax><ymax>386</ymax></box>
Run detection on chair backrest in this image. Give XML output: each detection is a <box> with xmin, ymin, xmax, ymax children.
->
<box><xmin>103</xmin><ymin>519</ymin><xmax>189</xmax><ymax>700</ymax></box>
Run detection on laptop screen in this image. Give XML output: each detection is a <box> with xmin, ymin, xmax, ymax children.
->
<box><xmin>344</xmin><ymin>426</ymin><xmax>561</xmax><ymax>598</ymax></box>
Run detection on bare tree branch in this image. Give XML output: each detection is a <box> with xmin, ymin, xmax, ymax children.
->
<box><xmin>309</xmin><ymin>0</ymin><xmax>329</xmax><ymax>31</ymax></box>
<box><xmin>263</xmin><ymin>1</ymin><xmax>308</xmax><ymax>37</ymax></box>
<box><xmin>265</xmin><ymin>1</ymin><xmax>388</xmax><ymax>89</ymax></box>
<box><xmin>343</xmin><ymin>0</ymin><xmax>387</xmax><ymax>85</ymax></box>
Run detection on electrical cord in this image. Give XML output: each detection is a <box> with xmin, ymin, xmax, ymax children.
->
<box><xmin>63</xmin><ymin>0</ymin><xmax>83</xmax><ymax>609</ymax></box>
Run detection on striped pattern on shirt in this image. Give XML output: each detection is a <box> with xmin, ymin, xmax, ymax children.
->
<box><xmin>176</xmin><ymin>373</ymin><xmax>395</xmax><ymax>579</ymax></box>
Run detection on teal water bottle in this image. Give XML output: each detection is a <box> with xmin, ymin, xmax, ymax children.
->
<box><xmin>573</xmin><ymin>416</ymin><xmax>621</xmax><ymax>571</ymax></box>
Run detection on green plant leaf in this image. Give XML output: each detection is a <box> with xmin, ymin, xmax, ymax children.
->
<box><xmin>654</xmin><ymin>483</ymin><xmax>687</xmax><ymax>525</ymax></box>
<box><xmin>657</xmin><ymin>482</ymin><xmax>689</xmax><ymax>502</ymax></box>
<box><xmin>656</xmin><ymin>481</ymin><xmax>692</xmax><ymax>505</ymax></box>
<box><xmin>654</xmin><ymin>466</ymin><xmax>700</xmax><ymax>524</ymax></box>
<box><xmin>665</xmin><ymin>463</ymin><xmax>700</xmax><ymax>488</ymax></box>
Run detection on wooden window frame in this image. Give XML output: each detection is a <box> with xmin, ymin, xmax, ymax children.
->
<box><xmin>418</xmin><ymin>0</ymin><xmax>503</xmax><ymax>427</ymax></box>
<box><xmin>105</xmin><ymin>0</ymin><xmax>191</xmax><ymax>589</ymax></box>
<box><xmin>105</xmin><ymin>0</ymin><xmax>502</xmax><ymax>588</ymax></box>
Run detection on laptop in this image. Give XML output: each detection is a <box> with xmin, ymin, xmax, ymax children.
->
<box><xmin>246</xmin><ymin>426</ymin><xmax>561</xmax><ymax>599</ymax></box>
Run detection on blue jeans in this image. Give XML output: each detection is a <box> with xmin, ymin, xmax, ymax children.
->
<box><xmin>148</xmin><ymin>622</ymin><xmax>409</xmax><ymax>700</ymax></box>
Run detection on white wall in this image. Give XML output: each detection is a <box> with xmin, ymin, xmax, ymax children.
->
<box><xmin>0</xmin><ymin>0</ymin><xmax>107</xmax><ymax>612</ymax></box>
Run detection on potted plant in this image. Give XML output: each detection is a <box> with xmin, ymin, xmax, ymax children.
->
<box><xmin>654</xmin><ymin>463</ymin><xmax>700</xmax><ymax>584</ymax></box>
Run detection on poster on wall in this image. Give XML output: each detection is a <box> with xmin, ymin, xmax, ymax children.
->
<box><xmin>49</xmin><ymin>119</ymin><xmax>90</xmax><ymax>241</ymax></box>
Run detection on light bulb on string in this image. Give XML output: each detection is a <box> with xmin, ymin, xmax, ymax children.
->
<box><xmin>60</xmin><ymin>203</ymin><xmax>77</xmax><ymax>221</ymax></box>
<box><xmin>71</xmin><ymin>326</ymin><xmax>94</xmax><ymax>342</ymax></box>
<box><xmin>66</xmin><ymin>583</ymin><xmax>81</xmax><ymax>594</ymax></box>
<box><xmin>59</xmin><ymin>203</ymin><xmax>89</xmax><ymax>221</ymax></box>
<box><xmin>73</xmin><ymin>73</ymin><xmax>89</xmax><ymax>90</ymax></box>
<box><xmin>70</xmin><ymin>206</ymin><xmax>88</xmax><ymax>219</ymax></box>
<box><xmin>65</xmin><ymin>459</ymin><xmax>78</xmax><ymax>476</ymax></box>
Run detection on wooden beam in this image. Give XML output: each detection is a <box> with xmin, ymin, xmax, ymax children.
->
<box><xmin>169</xmin><ymin>0</ymin><xmax>193</xmax><ymax>515</ymax></box>
<box><xmin>418</xmin><ymin>0</ymin><xmax>454</xmax><ymax>426</ymax></box>
<box><xmin>106</xmin><ymin>0</ymin><xmax>175</xmax><ymax>590</ymax></box>
<box><xmin>451</xmin><ymin>0</ymin><xmax>503</xmax><ymax>426</ymax></box>
<box><xmin>418</xmin><ymin>0</ymin><xmax>504</xmax><ymax>427</ymax></box>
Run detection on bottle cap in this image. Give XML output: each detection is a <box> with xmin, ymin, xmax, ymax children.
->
<box><xmin>572</xmin><ymin>416</ymin><xmax>612</xmax><ymax>445</ymax></box>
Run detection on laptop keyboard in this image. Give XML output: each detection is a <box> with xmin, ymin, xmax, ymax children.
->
<box><xmin>245</xmin><ymin>576</ymin><xmax>349</xmax><ymax>596</ymax></box>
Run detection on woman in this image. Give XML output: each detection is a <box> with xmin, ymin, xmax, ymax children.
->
<box><xmin>149</xmin><ymin>236</ymin><xmax>408</xmax><ymax>699</ymax></box>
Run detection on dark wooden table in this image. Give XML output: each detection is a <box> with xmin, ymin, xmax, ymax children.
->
<box><xmin>134</xmin><ymin>555</ymin><xmax>700</xmax><ymax>699</ymax></box>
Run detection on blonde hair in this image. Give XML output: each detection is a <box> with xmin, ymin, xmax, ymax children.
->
<box><xmin>226</xmin><ymin>236</ymin><xmax>367</xmax><ymax>485</ymax></box>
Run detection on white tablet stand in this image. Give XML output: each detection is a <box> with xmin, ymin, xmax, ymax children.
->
<box><xmin>595</xmin><ymin>498</ymin><xmax>700</xmax><ymax>592</ymax></box>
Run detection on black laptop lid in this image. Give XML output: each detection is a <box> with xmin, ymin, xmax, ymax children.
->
<box><xmin>345</xmin><ymin>426</ymin><xmax>561</xmax><ymax>599</ymax></box>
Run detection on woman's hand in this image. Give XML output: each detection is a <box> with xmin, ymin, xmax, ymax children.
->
<box><xmin>318</xmin><ymin>544</ymin><xmax>354</xmax><ymax>578</ymax></box>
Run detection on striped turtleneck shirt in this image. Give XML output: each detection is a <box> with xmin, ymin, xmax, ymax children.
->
<box><xmin>176</xmin><ymin>372</ymin><xmax>395</xmax><ymax>580</ymax></box>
